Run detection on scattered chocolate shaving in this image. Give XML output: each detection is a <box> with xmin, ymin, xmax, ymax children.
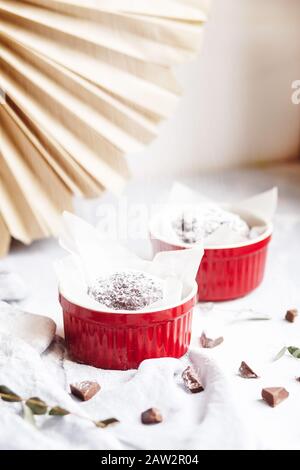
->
<box><xmin>182</xmin><ymin>366</ymin><xmax>204</xmax><ymax>394</ymax></box>
<box><xmin>285</xmin><ymin>309</ymin><xmax>298</xmax><ymax>323</ymax></box>
<box><xmin>141</xmin><ymin>408</ymin><xmax>163</xmax><ymax>425</ymax></box>
<box><xmin>239</xmin><ymin>361</ymin><xmax>259</xmax><ymax>379</ymax></box>
<box><xmin>296</xmin><ymin>377</ymin><xmax>300</xmax><ymax>383</ymax></box>
<box><xmin>200</xmin><ymin>332</ymin><xmax>224</xmax><ymax>349</ymax></box>
<box><xmin>261</xmin><ymin>387</ymin><xmax>289</xmax><ymax>408</ymax></box>
<box><xmin>70</xmin><ymin>381</ymin><xmax>100</xmax><ymax>401</ymax></box>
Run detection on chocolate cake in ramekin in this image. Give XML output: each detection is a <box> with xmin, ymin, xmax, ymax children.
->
<box><xmin>60</xmin><ymin>276</ymin><xmax>198</xmax><ymax>370</ymax></box>
<box><xmin>150</xmin><ymin>208</ymin><xmax>272</xmax><ymax>301</ymax></box>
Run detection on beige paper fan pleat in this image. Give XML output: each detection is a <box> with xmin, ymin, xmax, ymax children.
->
<box><xmin>0</xmin><ymin>0</ymin><xmax>208</xmax><ymax>255</ymax></box>
<box><xmin>0</xmin><ymin>213</ymin><xmax>10</xmax><ymax>256</ymax></box>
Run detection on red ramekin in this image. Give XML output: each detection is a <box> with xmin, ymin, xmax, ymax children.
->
<box><xmin>60</xmin><ymin>282</ymin><xmax>198</xmax><ymax>370</ymax></box>
<box><xmin>150</xmin><ymin>217</ymin><xmax>272</xmax><ymax>302</ymax></box>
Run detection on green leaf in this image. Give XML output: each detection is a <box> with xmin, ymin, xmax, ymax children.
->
<box><xmin>49</xmin><ymin>406</ymin><xmax>70</xmax><ymax>416</ymax></box>
<box><xmin>273</xmin><ymin>346</ymin><xmax>287</xmax><ymax>362</ymax></box>
<box><xmin>26</xmin><ymin>397</ymin><xmax>48</xmax><ymax>415</ymax></box>
<box><xmin>95</xmin><ymin>418</ymin><xmax>119</xmax><ymax>428</ymax></box>
<box><xmin>0</xmin><ymin>385</ymin><xmax>22</xmax><ymax>402</ymax></box>
<box><xmin>288</xmin><ymin>346</ymin><xmax>300</xmax><ymax>359</ymax></box>
<box><xmin>22</xmin><ymin>404</ymin><xmax>36</xmax><ymax>427</ymax></box>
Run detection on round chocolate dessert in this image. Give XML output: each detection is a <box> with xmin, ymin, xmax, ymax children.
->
<box><xmin>88</xmin><ymin>270</ymin><xmax>163</xmax><ymax>311</ymax></box>
<box><xmin>172</xmin><ymin>205</ymin><xmax>250</xmax><ymax>244</ymax></box>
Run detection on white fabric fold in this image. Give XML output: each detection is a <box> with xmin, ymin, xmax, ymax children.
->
<box><xmin>0</xmin><ymin>324</ymin><xmax>258</xmax><ymax>450</ymax></box>
<box><xmin>0</xmin><ymin>301</ymin><xmax>56</xmax><ymax>354</ymax></box>
<box><xmin>0</xmin><ymin>271</ymin><xmax>27</xmax><ymax>301</ymax></box>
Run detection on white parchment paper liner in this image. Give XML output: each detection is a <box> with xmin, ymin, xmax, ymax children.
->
<box><xmin>151</xmin><ymin>183</ymin><xmax>277</xmax><ymax>248</ymax></box>
<box><xmin>56</xmin><ymin>213</ymin><xmax>203</xmax><ymax>313</ymax></box>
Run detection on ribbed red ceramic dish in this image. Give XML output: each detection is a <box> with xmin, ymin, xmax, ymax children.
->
<box><xmin>60</xmin><ymin>283</ymin><xmax>198</xmax><ymax>370</ymax></box>
<box><xmin>150</xmin><ymin>219</ymin><xmax>272</xmax><ymax>301</ymax></box>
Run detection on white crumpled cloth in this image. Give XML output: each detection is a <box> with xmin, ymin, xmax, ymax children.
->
<box><xmin>0</xmin><ymin>301</ymin><xmax>56</xmax><ymax>354</ymax></box>
<box><xmin>2</xmin><ymin>292</ymin><xmax>300</xmax><ymax>450</ymax></box>
<box><xmin>0</xmin><ymin>301</ymin><xmax>259</xmax><ymax>450</ymax></box>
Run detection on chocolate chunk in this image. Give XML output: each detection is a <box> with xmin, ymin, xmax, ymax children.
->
<box><xmin>70</xmin><ymin>381</ymin><xmax>100</xmax><ymax>401</ymax></box>
<box><xmin>182</xmin><ymin>366</ymin><xmax>204</xmax><ymax>393</ymax></box>
<box><xmin>285</xmin><ymin>309</ymin><xmax>298</xmax><ymax>323</ymax></box>
<box><xmin>239</xmin><ymin>361</ymin><xmax>259</xmax><ymax>379</ymax></box>
<box><xmin>200</xmin><ymin>331</ymin><xmax>224</xmax><ymax>349</ymax></box>
<box><xmin>141</xmin><ymin>408</ymin><xmax>163</xmax><ymax>425</ymax></box>
<box><xmin>261</xmin><ymin>387</ymin><xmax>289</xmax><ymax>408</ymax></box>
<box><xmin>296</xmin><ymin>377</ymin><xmax>300</xmax><ymax>383</ymax></box>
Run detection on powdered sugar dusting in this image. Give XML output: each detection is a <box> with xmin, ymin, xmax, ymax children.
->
<box><xmin>172</xmin><ymin>205</ymin><xmax>250</xmax><ymax>244</ymax></box>
<box><xmin>88</xmin><ymin>270</ymin><xmax>163</xmax><ymax>311</ymax></box>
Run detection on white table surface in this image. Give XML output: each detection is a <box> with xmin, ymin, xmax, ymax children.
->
<box><xmin>2</xmin><ymin>161</ymin><xmax>300</xmax><ymax>449</ymax></box>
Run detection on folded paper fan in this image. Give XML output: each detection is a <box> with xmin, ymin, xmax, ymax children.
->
<box><xmin>0</xmin><ymin>0</ymin><xmax>209</xmax><ymax>255</ymax></box>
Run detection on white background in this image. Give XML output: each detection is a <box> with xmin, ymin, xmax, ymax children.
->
<box><xmin>128</xmin><ymin>0</ymin><xmax>300</xmax><ymax>178</ymax></box>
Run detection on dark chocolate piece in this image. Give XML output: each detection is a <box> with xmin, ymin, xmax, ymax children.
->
<box><xmin>261</xmin><ymin>387</ymin><xmax>289</xmax><ymax>408</ymax></box>
<box><xmin>141</xmin><ymin>408</ymin><xmax>163</xmax><ymax>425</ymax></box>
<box><xmin>200</xmin><ymin>332</ymin><xmax>224</xmax><ymax>349</ymax></box>
<box><xmin>70</xmin><ymin>381</ymin><xmax>100</xmax><ymax>401</ymax></box>
<box><xmin>296</xmin><ymin>377</ymin><xmax>300</xmax><ymax>382</ymax></box>
<box><xmin>182</xmin><ymin>366</ymin><xmax>204</xmax><ymax>393</ymax></box>
<box><xmin>239</xmin><ymin>361</ymin><xmax>259</xmax><ymax>379</ymax></box>
<box><xmin>285</xmin><ymin>309</ymin><xmax>298</xmax><ymax>323</ymax></box>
